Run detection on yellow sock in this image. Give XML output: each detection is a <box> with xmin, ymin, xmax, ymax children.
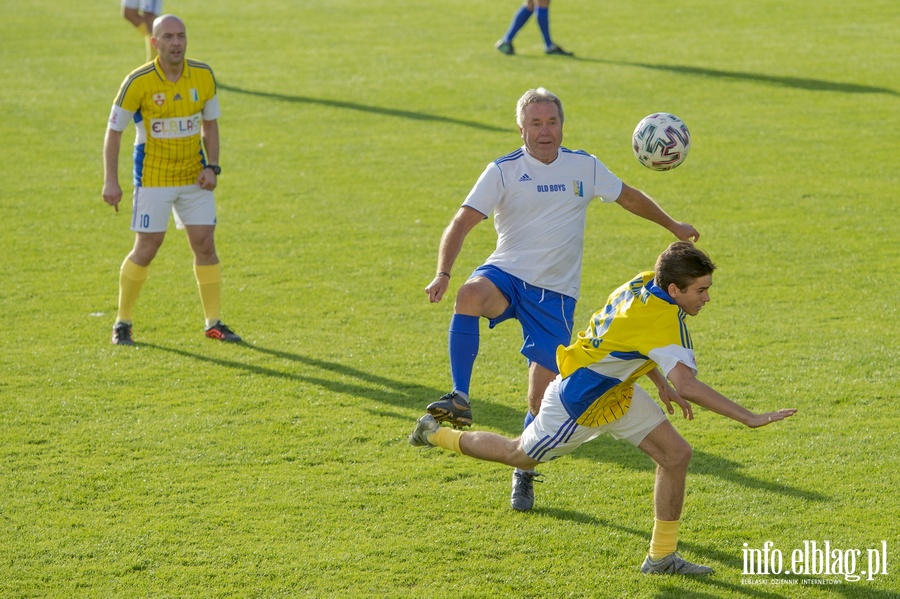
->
<box><xmin>117</xmin><ymin>259</ymin><xmax>148</xmax><ymax>323</ymax></box>
<box><xmin>134</xmin><ymin>23</ymin><xmax>154</xmax><ymax>61</ymax></box>
<box><xmin>649</xmin><ymin>519</ymin><xmax>680</xmax><ymax>560</ymax></box>
<box><xmin>194</xmin><ymin>263</ymin><xmax>222</xmax><ymax>328</ymax></box>
<box><xmin>432</xmin><ymin>427</ymin><xmax>463</xmax><ymax>453</ymax></box>
<box><xmin>144</xmin><ymin>35</ymin><xmax>154</xmax><ymax>62</ymax></box>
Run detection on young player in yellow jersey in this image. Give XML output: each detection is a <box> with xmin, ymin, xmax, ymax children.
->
<box><xmin>411</xmin><ymin>242</ymin><xmax>797</xmax><ymax>575</ymax></box>
<box><xmin>103</xmin><ymin>15</ymin><xmax>241</xmax><ymax>346</ymax></box>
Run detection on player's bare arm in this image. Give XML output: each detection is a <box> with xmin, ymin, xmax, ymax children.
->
<box><xmin>425</xmin><ymin>206</ymin><xmax>485</xmax><ymax>303</ymax></box>
<box><xmin>667</xmin><ymin>362</ymin><xmax>797</xmax><ymax>428</ymax></box>
<box><xmin>615</xmin><ymin>184</ymin><xmax>699</xmax><ymax>242</ymax></box>
<box><xmin>646</xmin><ymin>367</ymin><xmax>693</xmax><ymax>419</ymax></box>
<box><xmin>102</xmin><ymin>128</ymin><xmax>124</xmax><ymax>212</ymax></box>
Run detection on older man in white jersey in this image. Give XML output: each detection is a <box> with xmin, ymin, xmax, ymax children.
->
<box><xmin>424</xmin><ymin>87</ymin><xmax>699</xmax><ymax>511</ymax></box>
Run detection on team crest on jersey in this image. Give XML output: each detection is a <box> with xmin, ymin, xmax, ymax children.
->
<box><xmin>573</xmin><ymin>180</ymin><xmax>584</xmax><ymax>197</ymax></box>
<box><xmin>153</xmin><ymin>93</ymin><xmax>166</xmax><ymax>106</ymax></box>
<box><xmin>190</xmin><ymin>88</ymin><xmax>199</xmax><ymax>102</ymax></box>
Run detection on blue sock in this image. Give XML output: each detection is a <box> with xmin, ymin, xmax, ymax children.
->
<box><xmin>503</xmin><ymin>6</ymin><xmax>533</xmax><ymax>43</ymax></box>
<box><xmin>448</xmin><ymin>314</ymin><xmax>480</xmax><ymax>395</ymax></box>
<box><xmin>536</xmin><ymin>7</ymin><xmax>552</xmax><ymax>48</ymax></box>
<box><xmin>523</xmin><ymin>410</ymin><xmax>535</xmax><ymax>430</ymax></box>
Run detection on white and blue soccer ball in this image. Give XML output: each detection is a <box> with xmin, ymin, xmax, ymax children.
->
<box><xmin>632</xmin><ymin>113</ymin><xmax>691</xmax><ymax>171</ymax></box>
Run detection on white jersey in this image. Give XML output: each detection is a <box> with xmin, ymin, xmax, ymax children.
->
<box><xmin>463</xmin><ymin>147</ymin><xmax>623</xmax><ymax>299</ymax></box>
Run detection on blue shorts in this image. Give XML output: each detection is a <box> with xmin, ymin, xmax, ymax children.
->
<box><xmin>470</xmin><ymin>264</ymin><xmax>576</xmax><ymax>373</ymax></box>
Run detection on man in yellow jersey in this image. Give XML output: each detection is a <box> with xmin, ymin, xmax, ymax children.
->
<box><xmin>411</xmin><ymin>242</ymin><xmax>797</xmax><ymax>575</ymax></box>
<box><xmin>103</xmin><ymin>14</ymin><xmax>241</xmax><ymax>346</ymax></box>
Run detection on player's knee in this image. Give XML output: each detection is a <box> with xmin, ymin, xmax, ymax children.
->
<box><xmin>512</xmin><ymin>439</ymin><xmax>540</xmax><ymax>470</ymax></box>
<box><xmin>455</xmin><ymin>278</ymin><xmax>504</xmax><ymax>316</ymax></box>
<box><xmin>191</xmin><ymin>244</ymin><xmax>217</xmax><ymax>263</ymax></box>
<box><xmin>186</xmin><ymin>231</ymin><xmax>217</xmax><ymax>261</ymax></box>
<box><xmin>454</xmin><ymin>284</ymin><xmax>484</xmax><ymax>314</ymax></box>
<box><xmin>131</xmin><ymin>235</ymin><xmax>164</xmax><ymax>263</ymax></box>
<box><xmin>670</xmin><ymin>439</ymin><xmax>692</xmax><ymax>469</ymax></box>
<box><xmin>654</xmin><ymin>436</ymin><xmax>691</xmax><ymax>471</ymax></box>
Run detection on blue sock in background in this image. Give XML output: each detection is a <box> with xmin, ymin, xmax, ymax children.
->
<box><xmin>536</xmin><ymin>7</ymin><xmax>552</xmax><ymax>48</ymax></box>
<box><xmin>502</xmin><ymin>6</ymin><xmax>534</xmax><ymax>43</ymax></box>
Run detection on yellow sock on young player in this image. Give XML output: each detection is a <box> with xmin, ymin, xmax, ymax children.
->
<box><xmin>649</xmin><ymin>519</ymin><xmax>680</xmax><ymax>560</ymax></box>
<box><xmin>432</xmin><ymin>427</ymin><xmax>463</xmax><ymax>454</ymax></box>
<box><xmin>194</xmin><ymin>263</ymin><xmax>222</xmax><ymax>328</ymax></box>
<box><xmin>117</xmin><ymin>259</ymin><xmax>149</xmax><ymax>323</ymax></box>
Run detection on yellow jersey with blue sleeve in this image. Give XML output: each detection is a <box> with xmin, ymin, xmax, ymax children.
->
<box><xmin>107</xmin><ymin>58</ymin><xmax>221</xmax><ymax>188</ymax></box>
<box><xmin>554</xmin><ymin>272</ymin><xmax>698</xmax><ymax>427</ymax></box>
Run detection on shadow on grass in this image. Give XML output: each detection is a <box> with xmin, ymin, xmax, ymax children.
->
<box><xmin>538</xmin><ymin>508</ymin><xmax>745</xmax><ymax>568</ymax></box>
<box><xmin>521</xmin><ymin>55</ymin><xmax>898</xmax><ymax>96</ymax></box>
<box><xmin>218</xmin><ymin>83</ymin><xmax>509</xmax><ymax>132</ymax></box>
<box><xmin>140</xmin><ymin>341</ymin><xmax>445</xmax><ymax>414</ymax></box>
<box><xmin>138</xmin><ymin>341</ymin><xmax>826</xmax><ymax>502</ymax></box>
<box><xmin>139</xmin><ymin>341</ymin><xmax>527</xmax><ymax>428</ymax></box>
<box><xmin>564</xmin><ymin>432</ymin><xmax>829</xmax><ymax>503</ymax></box>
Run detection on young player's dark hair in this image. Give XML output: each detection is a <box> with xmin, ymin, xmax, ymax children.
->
<box><xmin>655</xmin><ymin>242</ymin><xmax>716</xmax><ymax>292</ymax></box>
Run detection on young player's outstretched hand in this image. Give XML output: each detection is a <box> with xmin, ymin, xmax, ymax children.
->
<box><xmin>747</xmin><ymin>408</ymin><xmax>798</xmax><ymax>428</ymax></box>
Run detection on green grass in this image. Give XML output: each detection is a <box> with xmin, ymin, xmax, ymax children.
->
<box><xmin>1</xmin><ymin>0</ymin><xmax>898</xmax><ymax>597</ymax></box>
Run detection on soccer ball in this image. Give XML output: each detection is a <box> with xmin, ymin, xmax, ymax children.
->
<box><xmin>632</xmin><ymin>113</ymin><xmax>691</xmax><ymax>171</ymax></box>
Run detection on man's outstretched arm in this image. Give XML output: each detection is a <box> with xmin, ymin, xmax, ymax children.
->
<box><xmin>667</xmin><ymin>362</ymin><xmax>797</xmax><ymax>428</ymax></box>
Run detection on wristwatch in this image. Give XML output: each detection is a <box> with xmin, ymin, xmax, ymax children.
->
<box><xmin>204</xmin><ymin>164</ymin><xmax>221</xmax><ymax>175</ymax></box>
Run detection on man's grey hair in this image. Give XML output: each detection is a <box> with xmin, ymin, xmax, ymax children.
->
<box><xmin>516</xmin><ymin>87</ymin><xmax>564</xmax><ymax>127</ymax></box>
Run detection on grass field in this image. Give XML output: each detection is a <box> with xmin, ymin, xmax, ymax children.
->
<box><xmin>1</xmin><ymin>0</ymin><xmax>898</xmax><ymax>597</ymax></box>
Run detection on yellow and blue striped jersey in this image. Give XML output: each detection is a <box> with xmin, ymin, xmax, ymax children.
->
<box><xmin>555</xmin><ymin>272</ymin><xmax>697</xmax><ymax>426</ymax></box>
<box><xmin>108</xmin><ymin>58</ymin><xmax>220</xmax><ymax>187</ymax></box>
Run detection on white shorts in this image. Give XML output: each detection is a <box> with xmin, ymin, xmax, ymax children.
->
<box><xmin>521</xmin><ymin>377</ymin><xmax>667</xmax><ymax>463</ymax></box>
<box><xmin>131</xmin><ymin>185</ymin><xmax>216</xmax><ymax>232</ymax></box>
<box><xmin>121</xmin><ymin>0</ymin><xmax>163</xmax><ymax>12</ymax></box>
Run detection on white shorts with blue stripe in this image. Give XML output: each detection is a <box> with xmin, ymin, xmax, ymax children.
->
<box><xmin>521</xmin><ymin>376</ymin><xmax>667</xmax><ymax>463</ymax></box>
